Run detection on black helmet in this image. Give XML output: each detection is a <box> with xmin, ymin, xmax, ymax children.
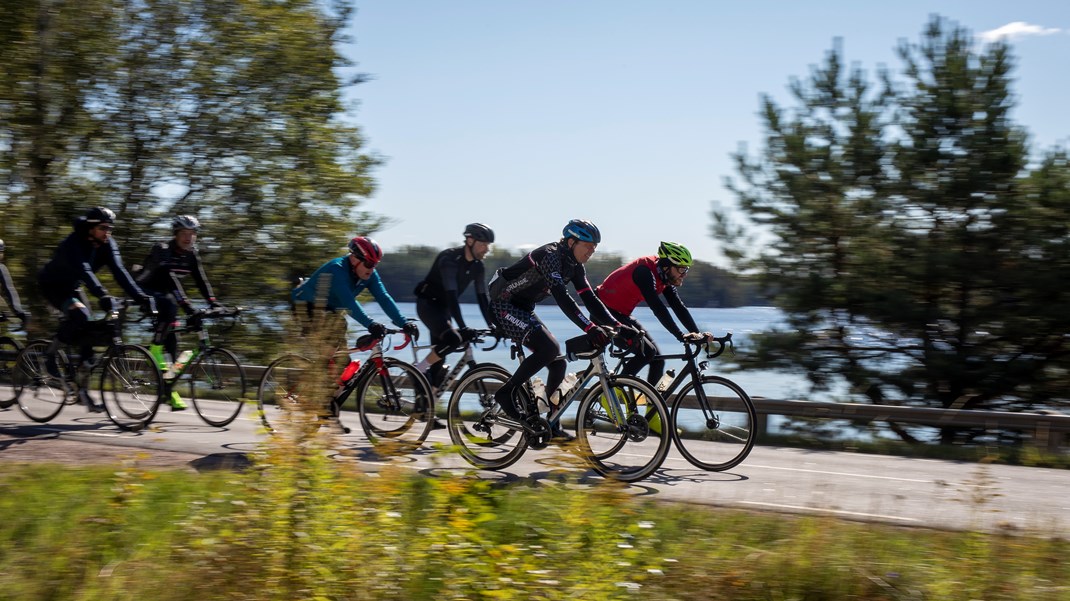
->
<box><xmin>463</xmin><ymin>222</ymin><xmax>495</xmax><ymax>243</ymax></box>
<box><xmin>84</xmin><ymin>206</ymin><xmax>116</xmax><ymax>225</ymax></box>
<box><xmin>562</xmin><ymin>219</ymin><xmax>601</xmax><ymax>243</ymax></box>
<box><xmin>172</xmin><ymin>214</ymin><xmax>201</xmax><ymax>232</ymax></box>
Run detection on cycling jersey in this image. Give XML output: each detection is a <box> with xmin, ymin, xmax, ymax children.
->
<box><xmin>596</xmin><ymin>255</ymin><xmax>699</xmax><ymax>341</ymax></box>
<box><xmin>136</xmin><ymin>240</ymin><xmax>216</xmax><ymax>304</ymax></box>
<box><xmin>489</xmin><ymin>241</ymin><xmax>615</xmax><ymax>332</ymax></box>
<box><xmin>38</xmin><ymin>232</ymin><xmax>148</xmax><ymax>306</ymax></box>
<box><xmin>291</xmin><ymin>256</ymin><xmax>407</xmax><ymax>329</ymax></box>
<box><xmin>415</xmin><ymin>246</ymin><xmax>492</xmax><ymax>328</ymax></box>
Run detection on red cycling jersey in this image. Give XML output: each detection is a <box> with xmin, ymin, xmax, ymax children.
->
<box><xmin>595</xmin><ymin>256</ymin><xmax>665</xmax><ymax>316</ymax></box>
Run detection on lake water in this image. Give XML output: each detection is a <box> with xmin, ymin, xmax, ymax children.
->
<box><xmin>356</xmin><ymin>303</ymin><xmax>821</xmax><ymax>402</ymax></box>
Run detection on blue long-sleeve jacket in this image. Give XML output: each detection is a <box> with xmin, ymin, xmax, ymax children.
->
<box><xmin>291</xmin><ymin>256</ymin><xmax>407</xmax><ymax>329</ymax></box>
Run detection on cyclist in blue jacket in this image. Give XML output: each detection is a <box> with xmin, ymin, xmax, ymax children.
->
<box><xmin>292</xmin><ymin>236</ymin><xmax>419</xmax><ymax>344</ymax></box>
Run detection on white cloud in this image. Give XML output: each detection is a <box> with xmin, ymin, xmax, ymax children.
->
<box><xmin>978</xmin><ymin>21</ymin><xmax>1061</xmax><ymax>42</ymax></box>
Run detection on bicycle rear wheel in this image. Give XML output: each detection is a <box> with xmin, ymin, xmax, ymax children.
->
<box><xmin>13</xmin><ymin>341</ymin><xmax>68</xmax><ymax>423</ymax></box>
<box><xmin>0</xmin><ymin>336</ymin><xmax>24</xmax><ymax>408</ymax></box>
<box><xmin>187</xmin><ymin>347</ymin><xmax>247</xmax><ymax>427</ymax></box>
<box><xmin>575</xmin><ymin>375</ymin><xmax>670</xmax><ymax>483</ymax></box>
<box><xmin>446</xmin><ymin>365</ymin><xmax>526</xmax><ymax>469</ymax></box>
<box><xmin>256</xmin><ymin>354</ymin><xmax>313</xmax><ymax>432</ymax></box>
<box><xmin>670</xmin><ymin>375</ymin><xmax>756</xmax><ymax>471</ymax></box>
<box><xmin>355</xmin><ymin>357</ymin><xmax>434</xmax><ymax>450</ymax></box>
<box><xmin>100</xmin><ymin>344</ymin><xmax>164</xmax><ymax>432</ymax></box>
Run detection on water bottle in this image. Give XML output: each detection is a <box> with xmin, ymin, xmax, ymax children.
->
<box><xmin>655</xmin><ymin>369</ymin><xmax>676</xmax><ymax>393</ymax></box>
<box><xmin>531</xmin><ymin>377</ymin><xmax>548</xmax><ymax>412</ymax></box>
<box><xmin>550</xmin><ymin>372</ymin><xmax>580</xmax><ymax>406</ymax></box>
<box><xmin>164</xmin><ymin>350</ymin><xmax>195</xmax><ymax>378</ymax></box>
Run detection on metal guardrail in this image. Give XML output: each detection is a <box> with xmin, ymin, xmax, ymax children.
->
<box><xmin>240</xmin><ymin>362</ymin><xmax>1070</xmax><ymax>450</ymax></box>
<box><xmin>750</xmin><ymin>397</ymin><xmax>1070</xmax><ymax>451</ymax></box>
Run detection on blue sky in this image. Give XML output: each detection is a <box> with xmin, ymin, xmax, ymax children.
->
<box><xmin>342</xmin><ymin>1</ymin><xmax>1069</xmax><ymax>266</ymax></box>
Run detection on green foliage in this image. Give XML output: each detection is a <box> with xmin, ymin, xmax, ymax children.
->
<box><xmin>0</xmin><ymin>0</ymin><xmax>382</xmax><ymax>345</ymax></box>
<box><xmin>2</xmin><ymin>454</ymin><xmax>1068</xmax><ymax>600</ymax></box>
<box><xmin>717</xmin><ymin>16</ymin><xmax>1070</xmax><ymax>441</ymax></box>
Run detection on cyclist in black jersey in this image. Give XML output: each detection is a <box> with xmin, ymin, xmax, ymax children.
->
<box><xmin>136</xmin><ymin>215</ymin><xmax>221</xmax><ymax>410</ymax></box>
<box><xmin>412</xmin><ymin>223</ymin><xmax>497</xmax><ymax>392</ymax></box>
<box><xmin>488</xmin><ymin>219</ymin><xmax>638</xmax><ymax>441</ymax></box>
<box><xmin>0</xmin><ymin>239</ymin><xmax>30</xmax><ymax>328</ymax></box>
<box><xmin>37</xmin><ymin>207</ymin><xmax>156</xmax><ymax>411</ymax></box>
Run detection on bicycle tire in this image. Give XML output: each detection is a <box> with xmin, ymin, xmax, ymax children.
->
<box><xmin>187</xmin><ymin>347</ymin><xmax>247</xmax><ymax>427</ymax></box>
<box><xmin>0</xmin><ymin>336</ymin><xmax>24</xmax><ymax>408</ymax></box>
<box><xmin>13</xmin><ymin>341</ymin><xmax>68</xmax><ymax>423</ymax></box>
<box><xmin>256</xmin><ymin>354</ymin><xmax>313</xmax><ymax>432</ymax></box>
<box><xmin>446</xmin><ymin>365</ymin><xmax>527</xmax><ymax>469</ymax></box>
<box><xmin>355</xmin><ymin>357</ymin><xmax>434</xmax><ymax>449</ymax></box>
<box><xmin>100</xmin><ymin>344</ymin><xmax>164</xmax><ymax>432</ymax></box>
<box><xmin>575</xmin><ymin>374</ymin><xmax>671</xmax><ymax>483</ymax></box>
<box><xmin>670</xmin><ymin>374</ymin><xmax>757</xmax><ymax>471</ymax></box>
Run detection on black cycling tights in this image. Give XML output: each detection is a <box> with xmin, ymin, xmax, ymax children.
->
<box><xmin>495</xmin><ymin>326</ymin><xmax>566</xmax><ymax>420</ymax></box>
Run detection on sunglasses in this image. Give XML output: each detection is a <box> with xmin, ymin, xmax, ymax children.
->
<box><xmin>352</xmin><ymin>256</ymin><xmax>378</xmax><ymax>269</ymax></box>
<box><xmin>673</xmin><ymin>265</ymin><xmax>689</xmax><ymax>275</ymax></box>
<box><xmin>96</xmin><ymin>224</ymin><xmax>114</xmax><ymax>232</ymax></box>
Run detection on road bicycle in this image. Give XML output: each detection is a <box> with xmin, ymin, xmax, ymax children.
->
<box><xmin>1</xmin><ymin>312</ymin><xmax>33</xmax><ymax>409</ymax></box>
<box><xmin>616</xmin><ymin>332</ymin><xmax>757</xmax><ymax>471</ymax></box>
<box><xmin>106</xmin><ymin>305</ymin><xmax>247</xmax><ymax>431</ymax></box>
<box><xmin>256</xmin><ymin>328</ymin><xmax>434</xmax><ymax>450</ymax></box>
<box><xmin>13</xmin><ymin>298</ymin><xmax>163</xmax><ymax>424</ymax></box>
<box><xmin>445</xmin><ymin>333</ymin><xmax>671</xmax><ymax>483</ymax></box>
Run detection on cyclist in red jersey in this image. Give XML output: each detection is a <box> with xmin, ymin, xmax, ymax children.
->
<box><xmin>595</xmin><ymin>241</ymin><xmax>713</xmax><ymax>387</ymax></box>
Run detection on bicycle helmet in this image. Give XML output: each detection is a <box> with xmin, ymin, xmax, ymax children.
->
<box><xmin>348</xmin><ymin>236</ymin><xmax>383</xmax><ymax>266</ymax></box>
<box><xmin>562</xmin><ymin>219</ymin><xmax>601</xmax><ymax>243</ymax></box>
<box><xmin>463</xmin><ymin>222</ymin><xmax>495</xmax><ymax>243</ymax></box>
<box><xmin>657</xmin><ymin>241</ymin><xmax>693</xmax><ymax>267</ymax></box>
<box><xmin>172</xmin><ymin>214</ymin><xmax>201</xmax><ymax>232</ymax></box>
<box><xmin>84</xmin><ymin>206</ymin><xmax>116</xmax><ymax>226</ymax></box>
<box><xmin>0</xmin><ymin>239</ymin><xmax>5</xmax><ymax>253</ymax></box>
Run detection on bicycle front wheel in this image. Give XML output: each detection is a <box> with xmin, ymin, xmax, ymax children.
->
<box><xmin>446</xmin><ymin>365</ymin><xmax>526</xmax><ymax>470</ymax></box>
<box><xmin>355</xmin><ymin>357</ymin><xmax>434</xmax><ymax>450</ymax></box>
<box><xmin>575</xmin><ymin>375</ymin><xmax>671</xmax><ymax>483</ymax></box>
<box><xmin>256</xmin><ymin>354</ymin><xmax>313</xmax><ymax>432</ymax></box>
<box><xmin>13</xmin><ymin>341</ymin><xmax>68</xmax><ymax>423</ymax></box>
<box><xmin>670</xmin><ymin>375</ymin><xmax>757</xmax><ymax>471</ymax></box>
<box><xmin>187</xmin><ymin>348</ymin><xmax>247</xmax><ymax>427</ymax></box>
<box><xmin>100</xmin><ymin>344</ymin><xmax>164</xmax><ymax>432</ymax></box>
<box><xmin>0</xmin><ymin>336</ymin><xmax>24</xmax><ymax>409</ymax></box>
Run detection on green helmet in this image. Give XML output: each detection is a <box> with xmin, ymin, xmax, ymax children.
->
<box><xmin>657</xmin><ymin>241</ymin><xmax>693</xmax><ymax>267</ymax></box>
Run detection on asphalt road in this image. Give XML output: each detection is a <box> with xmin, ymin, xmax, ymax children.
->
<box><xmin>2</xmin><ymin>386</ymin><xmax>1067</xmax><ymax>537</ymax></box>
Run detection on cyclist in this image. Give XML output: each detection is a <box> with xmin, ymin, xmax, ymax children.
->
<box><xmin>412</xmin><ymin>223</ymin><xmax>497</xmax><ymax>394</ymax></box>
<box><xmin>488</xmin><ymin>219</ymin><xmax>637</xmax><ymax>442</ymax></box>
<box><xmin>135</xmin><ymin>214</ymin><xmax>222</xmax><ymax>410</ymax></box>
<box><xmin>37</xmin><ymin>207</ymin><xmax>156</xmax><ymax>412</ymax></box>
<box><xmin>0</xmin><ymin>239</ymin><xmax>31</xmax><ymax>328</ymax></box>
<box><xmin>291</xmin><ymin>235</ymin><xmax>420</xmax><ymax>349</ymax></box>
<box><xmin>595</xmin><ymin>241</ymin><xmax>713</xmax><ymax>387</ymax></box>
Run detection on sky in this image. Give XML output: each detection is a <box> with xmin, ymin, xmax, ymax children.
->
<box><xmin>341</xmin><ymin>1</ymin><xmax>1070</xmax><ymax>266</ymax></box>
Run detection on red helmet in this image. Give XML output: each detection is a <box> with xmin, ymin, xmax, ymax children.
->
<box><xmin>348</xmin><ymin>236</ymin><xmax>383</xmax><ymax>266</ymax></box>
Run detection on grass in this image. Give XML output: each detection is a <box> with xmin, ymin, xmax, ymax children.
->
<box><xmin>1</xmin><ymin>441</ymin><xmax>1067</xmax><ymax>601</ymax></box>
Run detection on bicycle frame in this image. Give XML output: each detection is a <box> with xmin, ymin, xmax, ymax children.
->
<box><xmin>407</xmin><ymin>329</ymin><xmax>501</xmax><ymax>400</ymax></box>
<box><xmin>160</xmin><ymin>307</ymin><xmax>241</xmax><ymax>384</ymax></box>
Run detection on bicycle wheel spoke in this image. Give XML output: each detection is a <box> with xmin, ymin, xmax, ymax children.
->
<box><xmin>446</xmin><ymin>366</ymin><xmax>525</xmax><ymax>469</ymax></box>
<box><xmin>357</xmin><ymin>358</ymin><xmax>433</xmax><ymax>448</ymax></box>
<box><xmin>670</xmin><ymin>375</ymin><xmax>756</xmax><ymax>471</ymax></box>
<box><xmin>576</xmin><ymin>375</ymin><xmax>670</xmax><ymax>482</ymax></box>
<box><xmin>189</xmin><ymin>348</ymin><xmax>246</xmax><ymax>427</ymax></box>
<box><xmin>14</xmin><ymin>341</ymin><xmax>68</xmax><ymax>423</ymax></box>
<box><xmin>256</xmin><ymin>354</ymin><xmax>313</xmax><ymax>432</ymax></box>
<box><xmin>101</xmin><ymin>345</ymin><xmax>163</xmax><ymax>431</ymax></box>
